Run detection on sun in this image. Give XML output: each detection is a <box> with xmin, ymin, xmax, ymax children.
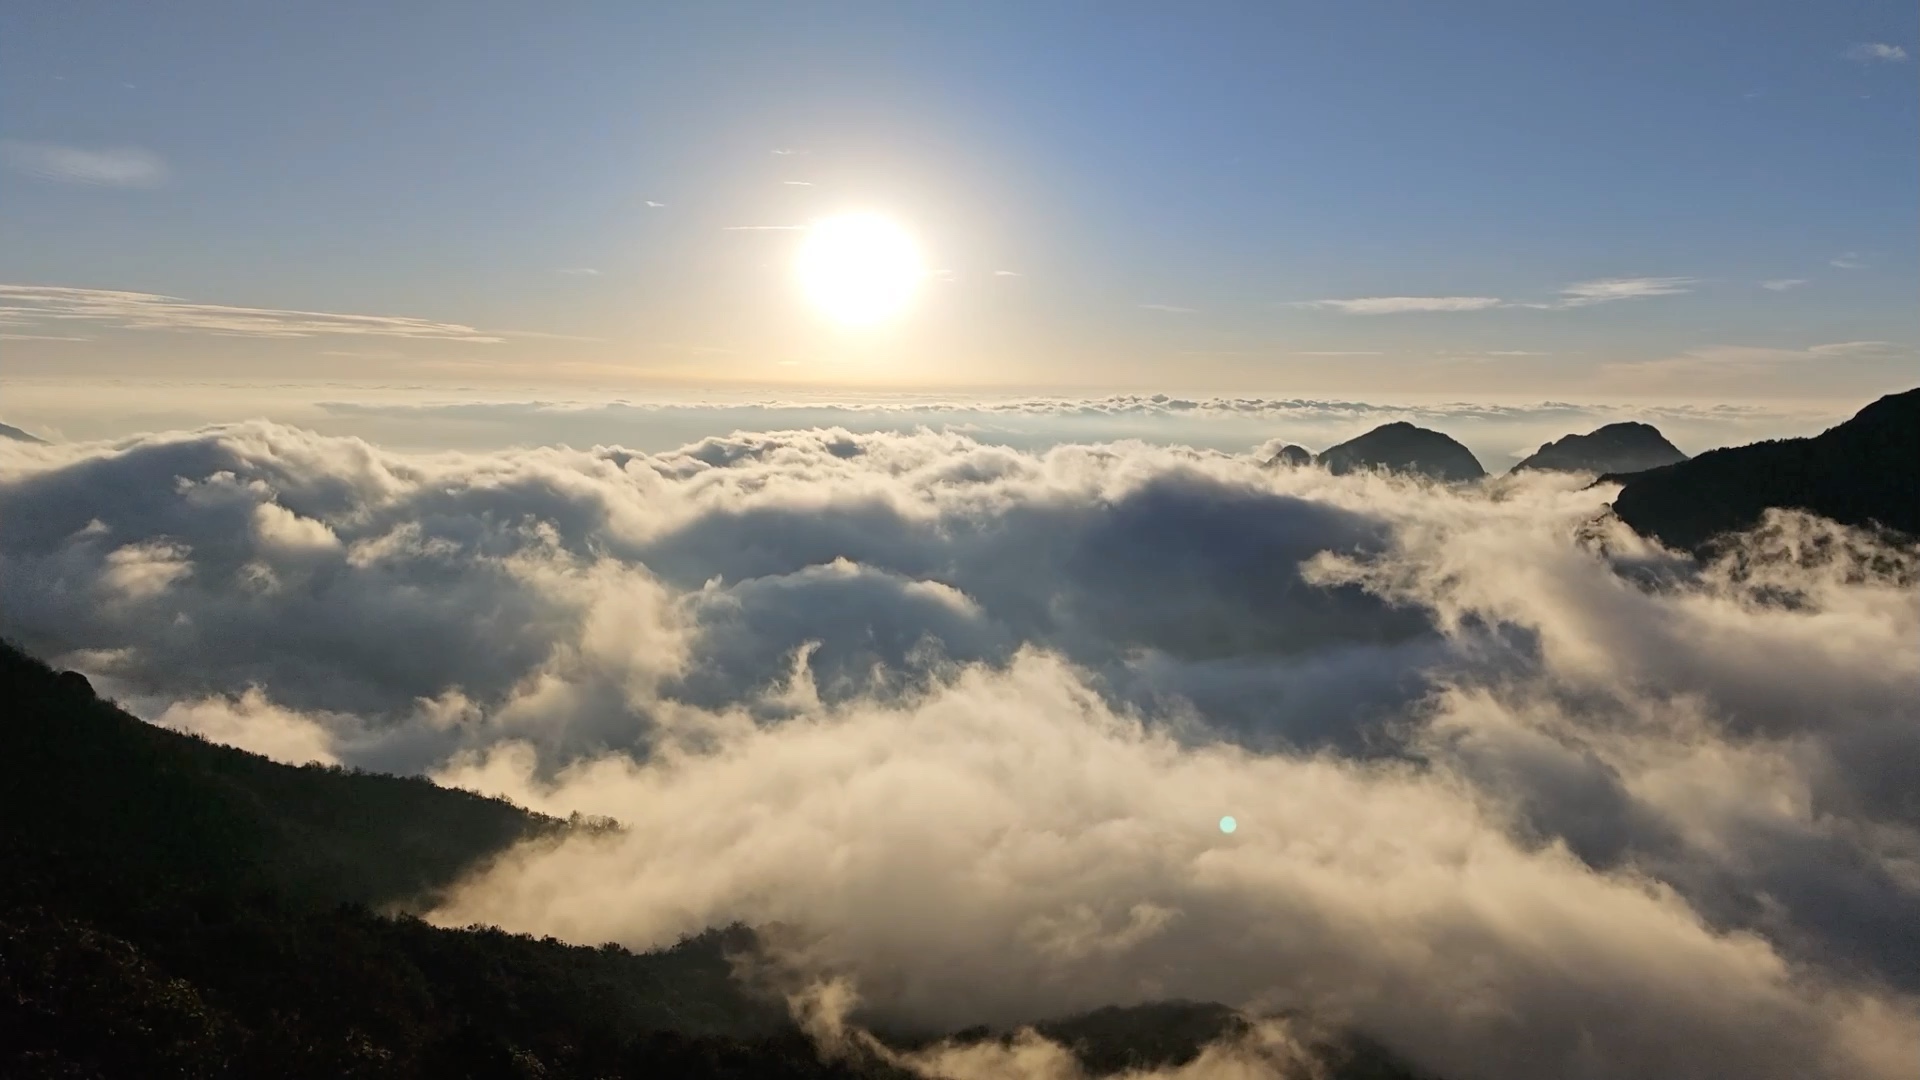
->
<box><xmin>794</xmin><ymin>213</ymin><xmax>925</xmax><ymax>326</ymax></box>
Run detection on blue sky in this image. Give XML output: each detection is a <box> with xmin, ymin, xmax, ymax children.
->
<box><xmin>1</xmin><ymin>1</ymin><xmax>1915</xmax><ymax>401</ymax></box>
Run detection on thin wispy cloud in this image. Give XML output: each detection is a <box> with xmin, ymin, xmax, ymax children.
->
<box><xmin>721</xmin><ymin>225</ymin><xmax>807</xmax><ymax>231</ymax></box>
<box><xmin>494</xmin><ymin>329</ymin><xmax>605</xmax><ymax>343</ymax></box>
<box><xmin>655</xmin><ymin>342</ymin><xmax>735</xmax><ymax>356</ymax></box>
<box><xmin>771</xmin><ymin>148</ymin><xmax>805</xmax><ymax>156</ymax></box>
<box><xmin>1553</xmin><ymin>276</ymin><xmax>1697</xmax><ymax>307</ymax></box>
<box><xmin>1603</xmin><ymin>340</ymin><xmax>1913</xmax><ymax>384</ymax></box>
<box><xmin>992</xmin><ymin>270</ymin><xmax>1022</xmax><ymax>277</ymax></box>
<box><xmin>1829</xmin><ymin>252</ymin><xmax>1865</xmax><ymax>269</ymax></box>
<box><xmin>0</xmin><ymin>284</ymin><xmax>502</xmax><ymax>342</ymax></box>
<box><xmin>1305</xmin><ymin>296</ymin><xmax>1504</xmax><ymax>315</ymax></box>
<box><xmin>554</xmin><ymin>267</ymin><xmax>600</xmax><ymax>277</ymax></box>
<box><xmin>1846</xmin><ymin>42</ymin><xmax>1909</xmax><ymax>63</ymax></box>
<box><xmin>1139</xmin><ymin>303</ymin><xmax>1198</xmax><ymax>313</ymax></box>
<box><xmin>1293</xmin><ymin>350</ymin><xmax>1384</xmax><ymax>356</ymax></box>
<box><xmin>319</xmin><ymin>348</ymin><xmax>409</xmax><ymax>361</ymax></box>
<box><xmin>1806</xmin><ymin>340</ymin><xmax>1902</xmax><ymax>357</ymax></box>
<box><xmin>0</xmin><ymin>140</ymin><xmax>168</xmax><ymax>187</ymax></box>
<box><xmin>782</xmin><ymin>180</ymin><xmax>813</xmax><ymax>186</ymax></box>
<box><xmin>644</xmin><ymin>200</ymin><xmax>665</xmax><ymax>208</ymax></box>
<box><xmin>1761</xmin><ymin>278</ymin><xmax>1808</xmax><ymax>291</ymax></box>
<box><xmin>1306</xmin><ymin>277</ymin><xmax>1695</xmax><ymax>316</ymax></box>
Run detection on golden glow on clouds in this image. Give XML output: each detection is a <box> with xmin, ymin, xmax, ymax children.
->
<box><xmin>794</xmin><ymin>213</ymin><xmax>925</xmax><ymax>327</ymax></box>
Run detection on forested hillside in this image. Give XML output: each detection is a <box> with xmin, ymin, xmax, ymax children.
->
<box><xmin>0</xmin><ymin>639</ymin><xmax>1429</xmax><ymax>1078</ymax></box>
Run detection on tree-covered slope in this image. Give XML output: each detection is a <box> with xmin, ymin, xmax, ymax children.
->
<box><xmin>0</xmin><ymin>638</ymin><xmax>1436</xmax><ymax>1078</ymax></box>
<box><xmin>1608</xmin><ymin>387</ymin><xmax>1920</xmax><ymax>553</ymax></box>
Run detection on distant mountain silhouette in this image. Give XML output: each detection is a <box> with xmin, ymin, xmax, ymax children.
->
<box><xmin>1316</xmin><ymin>422</ymin><xmax>1486</xmax><ymax>481</ymax></box>
<box><xmin>0</xmin><ymin>421</ymin><xmax>47</xmax><ymax>444</ymax></box>
<box><xmin>1609</xmin><ymin>387</ymin><xmax>1920</xmax><ymax>553</ymax></box>
<box><xmin>1511</xmin><ymin>422</ymin><xmax>1686</xmax><ymax>475</ymax></box>
<box><xmin>1266</xmin><ymin>443</ymin><xmax>1313</xmax><ymax>467</ymax></box>
<box><xmin>0</xmin><ymin>638</ymin><xmax>1438</xmax><ymax>1079</ymax></box>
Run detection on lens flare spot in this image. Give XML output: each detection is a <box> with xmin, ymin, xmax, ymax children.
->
<box><xmin>1219</xmin><ymin>815</ymin><xmax>1238</xmax><ymax>834</ymax></box>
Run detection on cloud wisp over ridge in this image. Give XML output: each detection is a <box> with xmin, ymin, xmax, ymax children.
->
<box><xmin>1</xmin><ymin>420</ymin><xmax>1917</xmax><ymax>1080</ymax></box>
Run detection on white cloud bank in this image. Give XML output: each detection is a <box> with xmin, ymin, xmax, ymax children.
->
<box><xmin>2</xmin><ymin>422</ymin><xmax>1917</xmax><ymax>1080</ymax></box>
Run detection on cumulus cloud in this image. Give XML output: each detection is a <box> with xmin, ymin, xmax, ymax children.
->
<box><xmin>3</xmin><ymin>421</ymin><xmax>1918</xmax><ymax>1080</ymax></box>
<box><xmin>0</xmin><ymin>140</ymin><xmax>168</xmax><ymax>187</ymax></box>
<box><xmin>0</xmin><ymin>284</ymin><xmax>503</xmax><ymax>342</ymax></box>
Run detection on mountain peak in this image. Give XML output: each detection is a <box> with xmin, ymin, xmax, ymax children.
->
<box><xmin>1265</xmin><ymin>443</ymin><xmax>1313</xmax><ymax>467</ymax></box>
<box><xmin>1511</xmin><ymin>422</ymin><xmax>1687</xmax><ymax>475</ymax></box>
<box><xmin>1315</xmin><ymin>423</ymin><xmax>1486</xmax><ymax>482</ymax></box>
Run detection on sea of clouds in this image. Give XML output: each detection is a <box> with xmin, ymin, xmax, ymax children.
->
<box><xmin>1</xmin><ymin>419</ymin><xmax>1916</xmax><ymax>1080</ymax></box>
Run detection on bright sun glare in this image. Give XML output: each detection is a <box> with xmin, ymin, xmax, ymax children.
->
<box><xmin>794</xmin><ymin>213</ymin><xmax>925</xmax><ymax>327</ymax></box>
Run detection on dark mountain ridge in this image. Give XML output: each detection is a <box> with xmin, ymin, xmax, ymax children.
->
<box><xmin>1511</xmin><ymin>421</ymin><xmax>1686</xmax><ymax>475</ymax></box>
<box><xmin>1608</xmin><ymin>387</ymin><xmax>1920</xmax><ymax>553</ymax></box>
